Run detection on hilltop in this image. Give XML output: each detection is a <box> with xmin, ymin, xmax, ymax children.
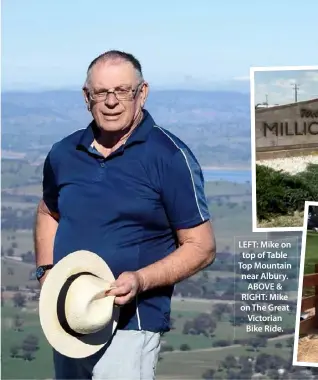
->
<box><xmin>2</xmin><ymin>89</ymin><xmax>251</xmax><ymax>167</ymax></box>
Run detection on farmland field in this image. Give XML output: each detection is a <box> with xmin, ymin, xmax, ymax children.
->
<box><xmin>1</xmin><ymin>157</ymin><xmax>300</xmax><ymax>379</ymax></box>
<box><xmin>1</xmin><ymin>230</ymin><xmax>34</xmax><ymax>256</ymax></box>
<box><xmin>1</xmin><ymin>299</ymin><xmax>294</xmax><ymax>380</ymax></box>
<box><xmin>1</xmin><ymin>258</ymin><xmax>36</xmax><ymax>287</ymax></box>
<box><xmin>156</xmin><ymin>336</ymin><xmax>292</xmax><ymax>379</ymax></box>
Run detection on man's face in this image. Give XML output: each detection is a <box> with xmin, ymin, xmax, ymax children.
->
<box><xmin>84</xmin><ymin>60</ymin><xmax>148</xmax><ymax>132</ymax></box>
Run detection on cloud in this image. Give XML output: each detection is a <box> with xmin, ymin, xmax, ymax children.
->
<box><xmin>253</xmin><ymin>68</ymin><xmax>318</xmax><ymax>105</ymax></box>
<box><xmin>305</xmin><ymin>71</ymin><xmax>318</xmax><ymax>82</ymax></box>
<box><xmin>233</xmin><ymin>75</ymin><xmax>250</xmax><ymax>81</ymax></box>
<box><xmin>272</xmin><ymin>78</ymin><xmax>297</xmax><ymax>89</ymax></box>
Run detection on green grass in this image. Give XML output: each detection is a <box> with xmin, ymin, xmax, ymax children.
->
<box><xmin>1</xmin><ymin>304</ymin><xmax>54</xmax><ymax>380</ymax></box>
<box><xmin>1</xmin><ymin>301</ymin><xmax>294</xmax><ymax>380</ymax></box>
<box><xmin>2</xmin><ymin>305</ymin><xmax>38</xmax><ymax>323</ymax></box>
<box><xmin>300</xmin><ymin>231</ymin><xmax>318</xmax><ymax>297</ymax></box>
<box><xmin>168</xmin><ymin>298</ymin><xmax>295</xmax><ymax>351</ymax></box>
<box><xmin>171</xmin><ymin>298</ymin><xmax>218</xmax><ymax>313</ymax></box>
<box><xmin>157</xmin><ymin>337</ymin><xmax>292</xmax><ymax>379</ymax></box>
<box><xmin>304</xmin><ymin>231</ymin><xmax>318</xmax><ymax>275</ymax></box>
<box><xmin>1</xmin><ymin>328</ymin><xmax>54</xmax><ymax>380</ymax></box>
<box><xmin>164</xmin><ymin>332</ymin><xmax>213</xmax><ymax>350</ymax></box>
<box><xmin>168</xmin><ymin>317</ymin><xmax>239</xmax><ymax>350</ymax></box>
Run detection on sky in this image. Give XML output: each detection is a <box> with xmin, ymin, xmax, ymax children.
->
<box><xmin>254</xmin><ymin>68</ymin><xmax>318</xmax><ymax>105</ymax></box>
<box><xmin>2</xmin><ymin>0</ymin><xmax>318</xmax><ymax>91</ymax></box>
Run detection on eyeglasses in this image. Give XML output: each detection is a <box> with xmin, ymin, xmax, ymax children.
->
<box><xmin>88</xmin><ymin>82</ymin><xmax>144</xmax><ymax>102</ymax></box>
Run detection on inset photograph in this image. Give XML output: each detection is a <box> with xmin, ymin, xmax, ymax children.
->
<box><xmin>293</xmin><ymin>201</ymin><xmax>318</xmax><ymax>367</ymax></box>
<box><xmin>251</xmin><ymin>66</ymin><xmax>318</xmax><ymax>231</ymax></box>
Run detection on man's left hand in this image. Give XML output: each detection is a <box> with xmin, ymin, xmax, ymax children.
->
<box><xmin>107</xmin><ymin>271</ymin><xmax>144</xmax><ymax>306</ymax></box>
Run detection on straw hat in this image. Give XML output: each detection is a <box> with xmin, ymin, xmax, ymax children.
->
<box><xmin>39</xmin><ymin>250</ymin><xmax>120</xmax><ymax>358</ymax></box>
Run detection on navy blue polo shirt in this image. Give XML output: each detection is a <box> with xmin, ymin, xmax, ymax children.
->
<box><xmin>43</xmin><ymin>110</ymin><xmax>210</xmax><ymax>333</ymax></box>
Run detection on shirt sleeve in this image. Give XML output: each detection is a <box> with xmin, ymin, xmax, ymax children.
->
<box><xmin>160</xmin><ymin>150</ymin><xmax>211</xmax><ymax>230</ymax></box>
<box><xmin>42</xmin><ymin>151</ymin><xmax>59</xmax><ymax>214</ymax></box>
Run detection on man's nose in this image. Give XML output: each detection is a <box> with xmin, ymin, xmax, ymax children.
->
<box><xmin>104</xmin><ymin>92</ymin><xmax>119</xmax><ymax>106</ymax></box>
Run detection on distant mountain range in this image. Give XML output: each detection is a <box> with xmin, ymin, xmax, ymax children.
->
<box><xmin>1</xmin><ymin>89</ymin><xmax>251</xmax><ymax>167</ymax></box>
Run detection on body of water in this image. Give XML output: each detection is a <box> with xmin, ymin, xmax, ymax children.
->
<box><xmin>203</xmin><ymin>169</ymin><xmax>251</xmax><ymax>183</ymax></box>
<box><xmin>2</xmin><ymin>152</ymin><xmax>251</xmax><ymax>184</ymax></box>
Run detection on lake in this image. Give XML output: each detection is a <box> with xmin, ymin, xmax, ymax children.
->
<box><xmin>203</xmin><ymin>169</ymin><xmax>251</xmax><ymax>183</ymax></box>
<box><xmin>1</xmin><ymin>152</ymin><xmax>251</xmax><ymax>184</ymax></box>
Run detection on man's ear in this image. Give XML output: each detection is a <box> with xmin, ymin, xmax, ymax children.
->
<box><xmin>140</xmin><ymin>82</ymin><xmax>149</xmax><ymax>108</ymax></box>
<box><xmin>82</xmin><ymin>87</ymin><xmax>90</xmax><ymax>110</ymax></box>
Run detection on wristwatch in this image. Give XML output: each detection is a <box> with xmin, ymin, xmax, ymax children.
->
<box><xmin>36</xmin><ymin>264</ymin><xmax>54</xmax><ymax>281</ymax></box>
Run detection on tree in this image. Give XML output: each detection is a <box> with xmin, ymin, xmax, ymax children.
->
<box><xmin>286</xmin><ymin>337</ymin><xmax>294</xmax><ymax>348</ymax></box>
<box><xmin>202</xmin><ymin>369</ymin><xmax>215</xmax><ymax>379</ymax></box>
<box><xmin>21</xmin><ymin>351</ymin><xmax>34</xmax><ymax>361</ymax></box>
<box><xmin>160</xmin><ymin>344</ymin><xmax>174</xmax><ymax>353</ymax></box>
<box><xmin>12</xmin><ymin>292</ymin><xmax>26</xmax><ymax>308</ymax></box>
<box><xmin>266</xmin><ymin>369</ymin><xmax>280</xmax><ymax>380</ymax></box>
<box><xmin>182</xmin><ymin>320</ymin><xmax>194</xmax><ymax>335</ymax></box>
<box><xmin>22</xmin><ymin>251</ymin><xmax>35</xmax><ymax>264</ymax></box>
<box><xmin>192</xmin><ymin>313</ymin><xmax>217</xmax><ymax>337</ymax></box>
<box><xmin>22</xmin><ymin>334</ymin><xmax>39</xmax><ymax>351</ymax></box>
<box><xmin>227</xmin><ymin>370</ymin><xmax>239</xmax><ymax>380</ymax></box>
<box><xmin>29</xmin><ymin>269</ymin><xmax>36</xmax><ymax>280</ymax></box>
<box><xmin>254</xmin><ymin>353</ymin><xmax>286</xmax><ymax>374</ymax></box>
<box><xmin>237</xmin><ymin>362</ymin><xmax>253</xmax><ymax>380</ymax></box>
<box><xmin>21</xmin><ymin>334</ymin><xmax>39</xmax><ymax>361</ymax></box>
<box><xmin>248</xmin><ymin>337</ymin><xmax>267</xmax><ymax>352</ymax></box>
<box><xmin>222</xmin><ymin>354</ymin><xmax>237</xmax><ymax>369</ymax></box>
<box><xmin>10</xmin><ymin>345</ymin><xmax>20</xmax><ymax>358</ymax></box>
<box><xmin>238</xmin><ymin>356</ymin><xmax>253</xmax><ymax>375</ymax></box>
<box><xmin>13</xmin><ymin>315</ymin><xmax>24</xmax><ymax>331</ymax></box>
<box><xmin>179</xmin><ymin>343</ymin><xmax>190</xmax><ymax>351</ymax></box>
<box><xmin>212</xmin><ymin>303</ymin><xmax>232</xmax><ymax>321</ymax></box>
<box><xmin>202</xmin><ymin>271</ymin><xmax>209</xmax><ymax>281</ymax></box>
<box><xmin>6</xmin><ymin>247</ymin><xmax>14</xmax><ymax>256</ymax></box>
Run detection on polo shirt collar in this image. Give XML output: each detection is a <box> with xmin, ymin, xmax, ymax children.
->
<box><xmin>77</xmin><ymin>109</ymin><xmax>155</xmax><ymax>150</ymax></box>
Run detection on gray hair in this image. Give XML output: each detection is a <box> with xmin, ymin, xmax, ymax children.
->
<box><xmin>84</xmin><ymin>50</ymin><xmax>143</xmax><ymax>89</ymax></box>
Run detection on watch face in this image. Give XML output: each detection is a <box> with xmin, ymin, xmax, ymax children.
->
<box><xmin>36</xmin><ymin>267</ymin><xmax>45</xmax><ymax>279</ymax></box>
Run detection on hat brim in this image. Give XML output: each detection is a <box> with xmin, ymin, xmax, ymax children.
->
<box><xmin>39</xmin><ymin>250</ymin><xmax>120</xmax><ymax>359</ymax></box>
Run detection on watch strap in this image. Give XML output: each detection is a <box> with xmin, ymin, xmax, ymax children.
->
<box><xmin>36</xmin><ymin>264</ymin><xmax>54</xmax><ymax>281</ymax></box>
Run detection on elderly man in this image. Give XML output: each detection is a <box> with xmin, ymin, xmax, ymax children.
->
<box><xmin>34</xmin><ymin>50</ymin><xmax>216</xmax><ymax>380</ymax></box>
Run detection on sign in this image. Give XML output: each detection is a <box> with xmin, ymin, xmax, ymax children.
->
<box><xmin>262</xmin><ymin>107</ymin><xmax>318</xmax><ymax>137</ymax></box>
